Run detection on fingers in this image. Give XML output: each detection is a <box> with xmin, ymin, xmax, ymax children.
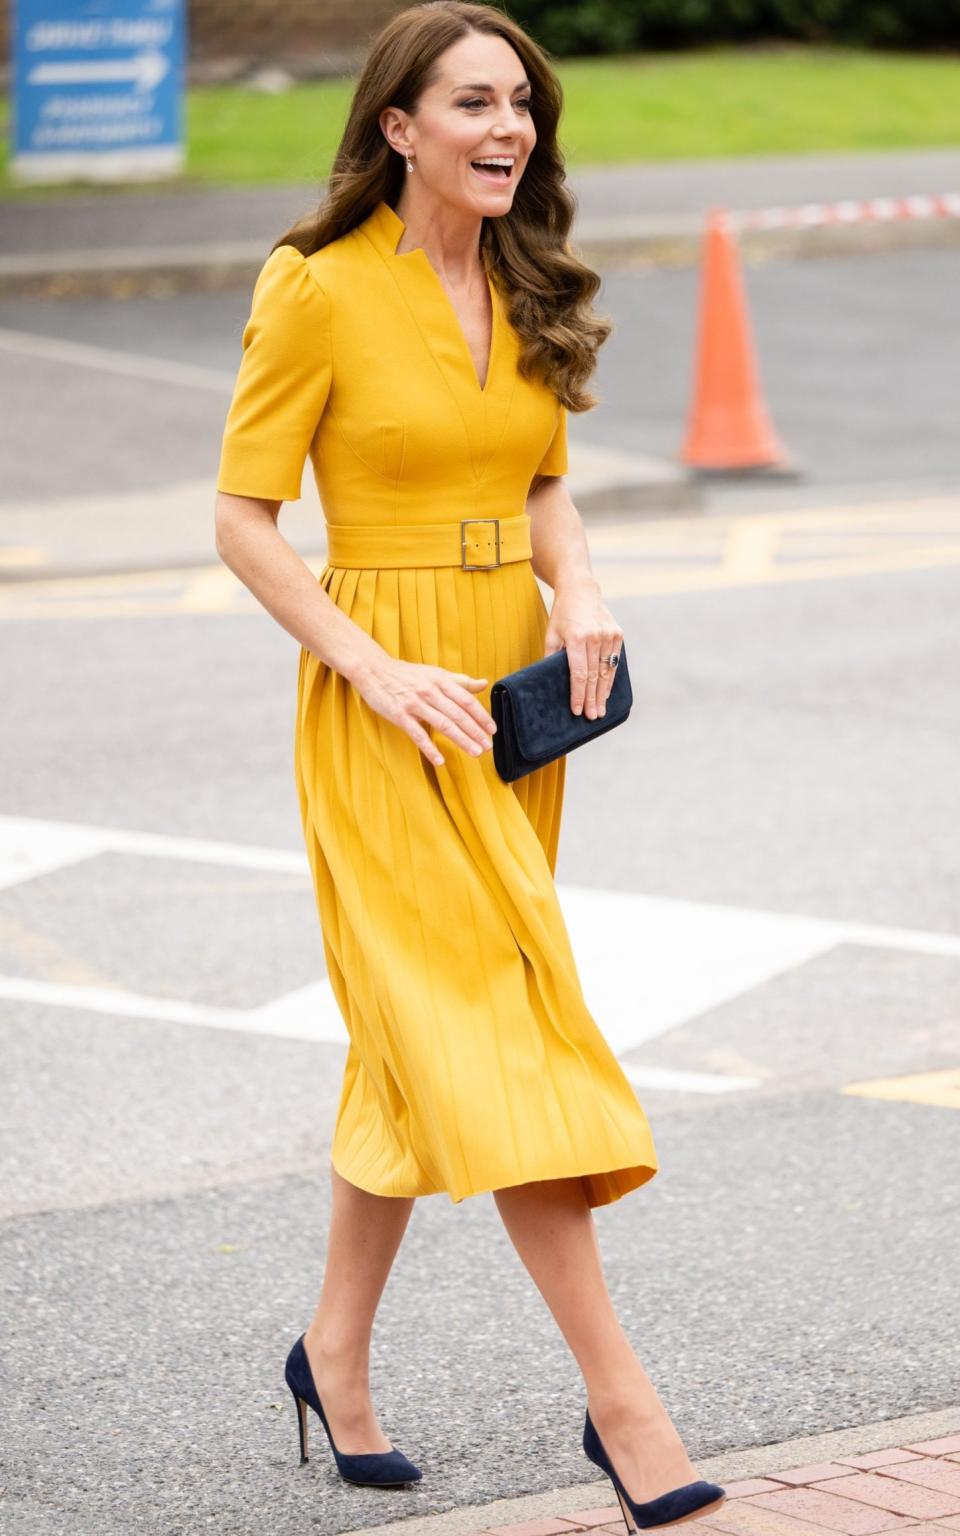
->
<box><xmin>439</xmin><ymin>702</ymin><xmax>496</xmax><ymax>752</ymax></box>
<box><xmin>568</xmin><ymin>641</ymin><xmax>605</xmax><ymax>718</ymax></box>
<box><xmin>584</xmin><ymin>635</ymin><xmax>602</xmax><ymax>720</ymax></box>
<box><xmin>406</xmin><ymin>720</ymin><xmax>447</xmax><ymax>767</ymax></box>
<box><xmin>404</xmin><ymin>669</ymin><xmax>497</xmax><ymax>766</ymax></box>
<box><xmin>567</xmin><ymin>632</ymin><xmax>623</xmax><ymax>717</ymax></box>
<box><xmin>438</xmin><ymin>679</ymin><xmax>497</xmax><ymax>741</ymax></box>
<box><xmin>596</xmin><ymin>631</ymin><xmax>623</xmax><ymax>716</ymax></box>
<box><xmin>417</xmin><ymin>698</ymin><xmax>494</xmax><ymax>759</ymax></box>
<box><xmin>592</xmin><ymin>651</ymin><xmax>617</xmax><ymax>715</ymax></box>
<box><xmin>443</xmin><ymin>673</ymin><xmax>497</xmax><ymax>728</ymax></box>
<box><xmin>567</xmin><ymin>641</ymin><xmax>588</xmax><ymax>716</ymax></box>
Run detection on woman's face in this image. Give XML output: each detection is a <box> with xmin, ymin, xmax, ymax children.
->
<box><xmin>392</xmin><ymin>32</ymin><xmax>537</xmax><ymax>217</ymax></box>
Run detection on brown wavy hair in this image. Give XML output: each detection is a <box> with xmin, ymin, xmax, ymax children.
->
<box><xmin>272</xmin><ymin>0</ymin><xmax>611</xmax><ymax>411</ymax></box>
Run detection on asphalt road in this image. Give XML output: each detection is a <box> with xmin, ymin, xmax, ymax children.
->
<box><xmin>1</xmin><ymin>246</ymin><xmax>958</xmax><ymax>506</ymax></box>
<box><xmin>1</xmin><ymin>246</ymin><xmax>958</xmax><ymax>1535</ymax></box>
<box><xmin>596</xmin><ymin>245</ymin><xmax>960</xmax><ymax>503</ymax></box>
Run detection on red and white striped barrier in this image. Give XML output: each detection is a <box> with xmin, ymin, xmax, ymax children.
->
<box><xmin>729</xmin><ymin>191</ymin><xmax>960</xmax><ymax>230</ymax></box>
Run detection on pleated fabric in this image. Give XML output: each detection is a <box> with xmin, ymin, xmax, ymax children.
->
<box><xmin>295</xmin><ymin>556</ymin><xmax>659</xmax><ymax>1206</ymax></box>
<box><xmin>217</xmin><ymin>197</ymin><xmax>660</xmax><ymax>1208</ymax></box>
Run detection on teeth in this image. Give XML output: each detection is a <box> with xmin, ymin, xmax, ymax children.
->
<box><xmin>473</xmin><ymin>157</ymin><xmax>514</xmax><ymax>167</ymax></box>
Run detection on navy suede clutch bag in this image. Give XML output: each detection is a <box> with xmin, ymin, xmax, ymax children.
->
<box><xmin>490</xmin><ymin>642</ymin><xmax>632</xmax><ymax>783</ymax></box>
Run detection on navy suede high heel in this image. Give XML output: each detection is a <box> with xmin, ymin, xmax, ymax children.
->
<box><xmin>583</xmin><ymin>1408</ymin><xmax>725</xmax><ymax>1532</ymax></box>
<box><xmin>284</xmin><ymin>1333</ymin><xmax>422</xmax><ymax>1487</ymax></box>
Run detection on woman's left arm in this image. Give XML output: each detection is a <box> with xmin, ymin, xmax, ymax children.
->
<box><xmin>526</xmin><ymin>476</ymin><xmax>624</xmax><ymax>720</ymax></box>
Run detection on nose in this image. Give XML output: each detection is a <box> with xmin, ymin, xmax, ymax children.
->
<box><xmin>494</xmin><ymin>102</ymin><xmax>527</xmax><ymax>134</ymax></box>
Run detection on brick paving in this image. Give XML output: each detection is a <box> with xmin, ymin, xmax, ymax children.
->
<box><xmin>460</xmin><ymin>1433</ymin><xmax>960</xmax><ymax>1536</ymax></box>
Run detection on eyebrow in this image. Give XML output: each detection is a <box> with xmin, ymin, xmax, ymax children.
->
<box><xmin>450</xmin><ymin>80</ymin><xmax>532</xmax><ymax>93</ymax></box>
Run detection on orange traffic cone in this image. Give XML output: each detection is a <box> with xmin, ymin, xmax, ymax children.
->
<box><xmin>680</xmin><ymin>208</ymin><xmax>794</xmax><ymax>472</ymax></box>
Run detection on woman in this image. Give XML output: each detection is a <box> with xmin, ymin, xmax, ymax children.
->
<box><xmin>214</xmin><ymin>3</ymin><xmax>724</xmax><ymax>1530</ymax></box>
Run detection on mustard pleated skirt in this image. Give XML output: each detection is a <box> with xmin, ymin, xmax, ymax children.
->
<box><xmin>294</xmin><ymin>556</ymin><xmax>659</xmax><ymax>1207</ymax></box>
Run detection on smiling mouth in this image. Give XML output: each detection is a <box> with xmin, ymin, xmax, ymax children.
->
<box><xmin>470</xmin><ymin>161</ymin><xmax>514</xmax><ymax>182</ymax></box>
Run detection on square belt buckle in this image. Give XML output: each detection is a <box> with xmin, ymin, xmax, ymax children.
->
<box><xmin>460</xmin><ymin>517</ymin><xmax>501</xmax><ymax>571</ymax></box>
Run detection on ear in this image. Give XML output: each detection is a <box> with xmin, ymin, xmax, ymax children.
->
<box><xmin>379</xmin><ymin>106</ymin><xmax>412</xmax><ymax>157</ymax></box>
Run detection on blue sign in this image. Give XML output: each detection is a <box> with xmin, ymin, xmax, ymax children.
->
<box><xmin>11</xmin><ymin>0</ymin><xmax>186</xmax><ymax>182</ymax></box>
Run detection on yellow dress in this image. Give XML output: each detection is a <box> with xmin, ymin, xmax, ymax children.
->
<box><xmin>216</xmin><ymin>198</ymin><xmax>659</xmax><ymax>1207</ymax></box>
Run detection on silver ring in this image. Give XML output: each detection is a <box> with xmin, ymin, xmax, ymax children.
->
<box><xmin>599</xmin><ymin>652</ymin><xmax>620</xmax><ymax>668</ymax></box>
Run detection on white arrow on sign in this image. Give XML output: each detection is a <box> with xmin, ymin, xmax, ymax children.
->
<box><xmin>29</xmin><ymin>50</ymin><xmax>169</xmax><ymax>92</ymax></box>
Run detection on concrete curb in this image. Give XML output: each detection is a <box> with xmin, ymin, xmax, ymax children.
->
<box><xmin>575</xmin><ymin>209</ymin><xmax>960</xmax><ymax>270</ymax></box>
<box><xmin>341</xmin><ymin>1404</ymin><xmax>960</xmax><ymax>1536</ymax></box>
<box><xmin>4</xmin><ymin>213</ymin><xmax>959</xmax><ymax>301</ymax></box>
<box><xmin>0</xmin><ymin>463</ymin><xmax>704</xmax><ymax>584</ymax></box>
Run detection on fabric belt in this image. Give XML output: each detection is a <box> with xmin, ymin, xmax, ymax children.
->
<box><xmin>323</xmin><ymin>513</ymin><xmax>532</xmax><ymax>570</ymax></box>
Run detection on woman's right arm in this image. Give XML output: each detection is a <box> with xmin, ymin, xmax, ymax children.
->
<box><xmin>214</xmin><ymin>490</ymin><xmax>496</xmax><ymax>767</ymax></box>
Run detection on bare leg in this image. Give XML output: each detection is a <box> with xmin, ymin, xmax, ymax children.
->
<box><xmin>303</xmin><ymin>1161</ymin><xmax>415</xmax><ymax>1453</ymax></box>
<box><xmin>493</xmin><ymin>1175</ymin><xmax>700</xmax><ymax>1505</ymax></box>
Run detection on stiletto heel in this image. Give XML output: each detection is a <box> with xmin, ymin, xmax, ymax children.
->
<box><xmin>291</xmin><ymin>1386</ymin><xmax>310</xmax><ymax>1464</ymax></box>
<box><xmin>583</xmin><ymin>1407</ymin><xmax>725</xmax><ymax>1532</ymax></box>
<box><xmin>284</xmin><ymin>1333</ymin><xmax>422</xmax><ymax>1487</ymax></box>
<box><xmin>615</xmin><ymin>1485</ymin><xmax>638</xmax><ymax>1533</ymax></box>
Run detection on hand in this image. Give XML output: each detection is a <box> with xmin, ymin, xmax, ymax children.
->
<box><xmin>351</xmin><ymin>653</ymin><xmax>496</xmax><ymax>768</ymax></box>
<box><xmin>544</xmin><ymin>575</ymin><xmax>624</xmax><ymax>719</ymax></box>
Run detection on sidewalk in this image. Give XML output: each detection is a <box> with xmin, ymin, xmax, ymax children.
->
<box><xmin>2</xmin><ymin>147</ymin><xmax>959</xmax><ymax>297</ymax></box>
<box><xmin>346</xmin><ymin>1412</ymin><xmax>960</xmax><ymax>1536</ymax></box>
<box><xmin>3</xmin><ymin>144</ymin><xmax>958</xmax><ymax>581</ymax></box>
<box><xmin>0</xmin><ymin>444</ymin><xmax>702</xmax><ymax>583</ymax></box>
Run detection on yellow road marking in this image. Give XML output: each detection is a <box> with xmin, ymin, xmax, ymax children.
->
<box><xmin>722</xmin><ymin>516</ymin><xmax>781</xmax><ymax>580</ymax></box>
<box><xmin>842</xmin><ymin>1066</ymin><xmax>960</xmax><ymax>1109</ymax></box>
<box><xmin>595</xmin><ymin>539</ymin><xmax>960</xmax><ymax>596</ymax></box>
<box><xmin>179</xmin><ymin>564</ymin><xmax>245</xmax><ymax>613</ymax></box>
<box><xmin>0</xmin><ymin>544</ymin><xmax>49</xmax><ymax>569</ymax></box>
<box><xmin>0</xmin><ymin>499</ymin><xmax>957</xmax><ymax>620</ymax></box>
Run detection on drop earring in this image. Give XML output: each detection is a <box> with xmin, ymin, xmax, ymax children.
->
<box><xmin>405</xmin><ymin>153</ymin><xmax>414</xmax><ymax>174</ymax></box>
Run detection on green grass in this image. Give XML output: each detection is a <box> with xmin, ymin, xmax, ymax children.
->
<box><xmin>2</xmin><ymin>44</ymin><xmax>959</xmax><ymax>198</ymax></box>
<box><xmin>560</xmin><ymin>43</ymin><xmax>960</xmax><ymax>161</ymax></box>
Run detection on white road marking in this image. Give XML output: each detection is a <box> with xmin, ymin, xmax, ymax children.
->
<box><xmin>618</xmin><ymin>1062</ymin><xmax>762</xmax><ymax>1093</ymax></box>
<box><xmin>1</xmin><ymin>814</ymin><xmax>958</xmax><ymax>1093</ymax></box>
<box><xmin>0</xmin><ymin>813</ymin><xmax>303</xmax><ymax>892</ymax></box>
<box><xmin>0</xmin><ymin>974</ymin><xmax>256</xmax><ymax>1031</ymax></box>
<box><xmin>0</xmin><ymin>327</ymin><xmax>235</xmax><ymax>392</ymax></box>
<box><xmin>556</xmin><ymin>884</ymin><xmax>841</xmax><ymax>1058</ymax></box>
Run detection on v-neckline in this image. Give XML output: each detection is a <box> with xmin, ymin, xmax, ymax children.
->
<box><xmin>373</xmin><ymin>199</ymin><xmax>499</xmax><ymax>397</ymax></box>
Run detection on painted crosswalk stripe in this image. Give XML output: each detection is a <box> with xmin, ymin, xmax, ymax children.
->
<box><xmin>1</xmin><ymin>815</ymin><xmax>958</xmax><ymax>1094</ymax></box>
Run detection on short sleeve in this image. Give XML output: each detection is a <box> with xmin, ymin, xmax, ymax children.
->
<box><xmin>216</xmin><ymin>245</ymin><xmax>332</xmax><ymax>503</ymax></box>
<box><xmin>535</xmin><ymin>403</ymin><xmax>568</xmax><ymax>477</ymax></box>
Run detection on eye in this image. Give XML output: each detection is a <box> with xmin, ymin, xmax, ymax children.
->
<box><xmin>459</xmin><ymin>96</ymin><xmax>533</xmax><ymax>111</ymax></box>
